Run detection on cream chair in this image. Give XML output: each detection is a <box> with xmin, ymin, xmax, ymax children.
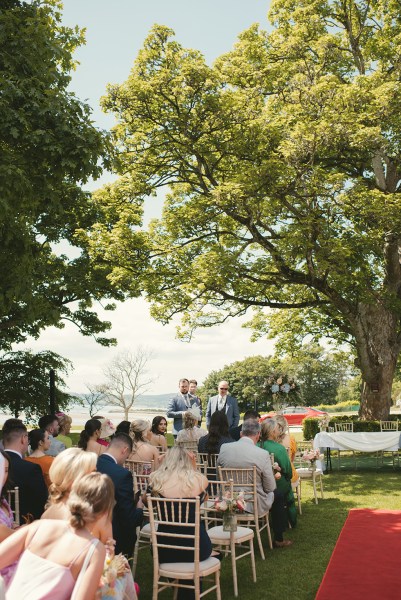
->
<box><xmin>124</xmin><ymin>458</ymin><xmax>155</xmax><ymax>477</ymax></box>
<box><xmin>379</xmin><ymin>420</ymin><xmax>399</xmax><ymax>467</ymax></box>
<box><xmin>204</xmin><ymin>479</ymin><xmax>256</xmax><ymax>597</ymax></box>
<box><xmin>131</xmin><ymin>472</ymin><xmax>152</xmax><ymax>576</ymax></box>
<box><xmin>294</xmin><ymin>443</ymin><xmax>324</xmax><ymax>504</ymax></box>
<box><xmin>147</xmin><ymin>495</ymin><xmax>221</xmax><ymax>600</ymax></box>
<box><xmin>218</xmin><ymin>466</ymin><xmax>272</xmax><ymax>559</ymax></box>
<box><xmin>291</xmin><ymin>478</ymin><xmax>302</xmax><ymax>515</ymax></box>
<box><xmin>334</xmin><ymin>422</ymin><xmax>356</xmax><ymax>468</ymax></box>
<box><xmin>7</xmin><ymin>486</ymin><xmax>20</xmax><ymax>527</ymax></box>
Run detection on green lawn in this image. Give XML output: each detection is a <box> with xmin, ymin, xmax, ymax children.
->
<box><xmin>135</xmin><ymin>458</ymin><xmax>401</xmax><ymax>600</ymax></box>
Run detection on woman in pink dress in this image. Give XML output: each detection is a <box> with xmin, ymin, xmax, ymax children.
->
<box><xmin>0</xmin><ymin>472</ymin><xmax>113</xmax><ymax>600</ymax></box>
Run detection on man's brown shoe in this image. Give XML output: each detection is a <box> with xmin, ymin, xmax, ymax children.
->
<box><xmin>273</xmin><ymin>540</ymin><xmax>293</xmax><ymax>548</ymax></box>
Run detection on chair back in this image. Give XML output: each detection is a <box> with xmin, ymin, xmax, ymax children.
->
<box><xmin>133</xmin><ymin>471</ymin><xmax>151</xmax><ymax>495</ymax></box>
<box><xmin>218</xmin><ymin>466</ymin><xmax>258</xmax><ymax>518</ymax></box>
<box><xmin>293</xmin><ymin>442</ymin><xmax>313</xmax><ymax>468</ymax></box>
<box><xmin>124</xmin><ymin>459</ymin><xmax>154</xmax><ymax>476</ymax></box>
<box><xmin>198</xmin><ymin>453</ymin><xmax>219</xmax><ymax>481</ymax></box>
<box><xmin>7</xmin><ymin>486</ymin><xmax>20</xmax><ymax>527</ymax></box>
<box><xmin>335</xmin><ymin>422</ymin><xmax>353</xmax><ymax>432</ymax></box>
<box><xmin>380</xmin><ymin>420</ymin><xmax>398</xmax><ymax>431</ymax></box>
<box><xmin>147</xmin><ymin>495</ymin><xmax>201</xmax><ymax>574</ymax></box>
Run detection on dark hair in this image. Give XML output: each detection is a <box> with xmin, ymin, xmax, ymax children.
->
<box><xmin>243</xmin><ymin>410</ymin><xmax>260</xmax><ymax>421</ymax></box>
<box><xmin>0</xmin><ymin>450</ymin><xmax>11</xmax><ymax>501</ymax></box>
<box><xmin>109</xmin><ymin>432</ymin><xmax>133</xmax><ymax>452</ymax></box>
<box><xmin>38</xmin><ymin>414</ymin><xmax>58</xmax><ymax>431</ymax></box>
<box><xmin>78</xmin><ymin>419</ymin><xmax>102</xmax><ymax>450</ymax></box>
<box><xmin>206</xmin><ymin>411</ymin><xmax>229</xmax><ymax>454</ymax></box>
<box><xmin>179</xmin><ymin>378</ymin><xmax>189</xmax><ymax>385</ymax></box>
<box><xmin>189</xmin><ymin>379</ymin><xmax>197</xmax><ymax>385</ymax></box>
<box><xmin>115</xmin><ymin>421</ymin><xmax>131</xmax><ymax>435</ymax></box>
<box><xmin>2</xmin><ymin>423</ymin><xmax>27</xmax><ymax>446</ymax></box>
<box><xmin>151</xmin><ymin>416</ymin><xmax>167</xmax><ymax>435</ymax></box>
<box><xmin>2</xmin><ymin>419</ymin><xmax>24</xmax><ymax>433</ymax></box>
<box><xmin>28</xmin><ymin>428</ymin><xmax>46</xmax><ymax>451</ymax></box>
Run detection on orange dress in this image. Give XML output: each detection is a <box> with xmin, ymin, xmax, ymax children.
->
<box><xmin>289</xmin><ymin>435</ymin><xmax>299</xmax><ymax>483</ymax></box>
<box><xmin>25</xmin><ymin>455</ymin><xmax>54</xmax><ymax>488</ymax></box>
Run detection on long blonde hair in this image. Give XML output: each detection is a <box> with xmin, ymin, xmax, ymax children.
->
<box><xmin>48</xmin><ymin>448</ymin><xmax>97</xmax><ymax>505</ymax></box>
<box><xmin>149</xmin><ymin>446</ymin><xmax>202</xmax><ymax>495</ymax></box>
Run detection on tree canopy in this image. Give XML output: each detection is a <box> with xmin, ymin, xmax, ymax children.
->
<box><xmin>89</xmin><ymin>1</ymin><xmax>401</xmax><ymax>419</ymax></box>
<box><xmin>0</xmin><ymin>0</ymin><xmax>129</xmax><ymax>351</ymax></box>
<box><xmin>0</xmin><ymin>350</ymin><xmax>74</xmax><ymax>421</ymax></box>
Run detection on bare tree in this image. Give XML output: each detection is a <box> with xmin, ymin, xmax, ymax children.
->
<box><xmin>82</xmin><ymin>384</ymin><xmax>109</xmax><ymax>418</ymax></box>
<box><xmin>103</xmin><ymin>347</ymin><xmax>154</xmax><ymax>420</ymax></box>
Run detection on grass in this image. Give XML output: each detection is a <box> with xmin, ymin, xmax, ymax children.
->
<box><xmin>135</xmin><ymin>455</ymin><xmax>401</xmax><ymax>600</ymax></box>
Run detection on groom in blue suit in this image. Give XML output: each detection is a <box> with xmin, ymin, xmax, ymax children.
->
<box><xmin>206</xmin><ymin>380</ymin><xmax>240</xmax><ymax>429</ymax></box>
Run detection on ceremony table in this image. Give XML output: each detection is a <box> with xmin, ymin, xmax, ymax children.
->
<box><xmin>313</xmin><ymin>431</ymin><xmax>401</xmax><ymax>470</ymax></box>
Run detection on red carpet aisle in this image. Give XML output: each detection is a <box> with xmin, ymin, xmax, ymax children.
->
<box><xmin>316</xmin><ymin>509</ymin><xmax>401</xmax><ymax>600</ymax></box>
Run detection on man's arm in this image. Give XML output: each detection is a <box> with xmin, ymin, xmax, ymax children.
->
<box><xmin>205</xmin><ymin>398</ymin><xmax>212</xmax><ymax>428</ymax></box>
<box><xmin>117</xmin><ymin>471</ymin><xmax>143</xmax><ymax>528</ymax></box>
<box><xmin>232</xmin><ymin>397</ymin><xmax>240</xmax><ymax>428</ymax></box>
<box><xmin>166</xmin><ymin>396</ymin><xmax>184</xmax><ymax>419</ymax></box>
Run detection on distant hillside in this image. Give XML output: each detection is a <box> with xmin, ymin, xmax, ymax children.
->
<box><xmin>70</xmin><ymin>392</ymin><xmax>175</xmax><ymax>412</ymax></box>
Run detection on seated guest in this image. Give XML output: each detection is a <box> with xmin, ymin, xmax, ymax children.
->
<box><xmin>0</xmin><ymin>419</ymin><xmax>24</xmax><ymax>451</ymax></box>
<box><xmin>176</xmin><ymin>406</ymin><xmax>207</xmax><ymax>443</ymax></box>
<box><xmin>259</xmin><ymin>418</ymin><xmax>297</xmax><ymax>527</ymax></box>
<box><xmin>42</xmin><ymin>447</ymin><xmax>112</xmax><ymax>545</ymax></box>
<box><xmin>0</xmin><ymin>472</ymin><xmax>110</xmax><ymax>600</ymax></box>
<box><xmin>198</xmin><ymin>411</ymin><xmax>233</xmax><ymax>454</ymax></box>
<box><xmin>274</xmin><ymin>415</ymin><xmax>299</xmax><ymax>484</ymax></box>
<box><xmin>149</xmin><ymin>416</ymin><xmax>168</xmax><ymax>451</ymax></box>
<box><xmin>97</xmin><ymin>433</ymin><xmax>143</xmax><ymax>557</ymax></box>
<box><xmin>217</xmin><ymin>418</ymin><xmax>293</xmax><ymax>548</ymax></box>
<box><xmin>128</xmin><ymin>420</ymin><xmax>160</xmax><ymax>469</ymax></box>
<box><xmin>25</xmin><ymin>429</ymin><xmax>54</xmax><ymax>487</ymax></box>
<box><xmin>3</xmin><ymin>421</ymin><xmax>48</xmax><ymax>522</ymax></box>
<box><xmin>56</xmin><ymin>412</ymin><xmax>73</xmax><ymax>448</ymax></box>
<box><xmin>145</xmin><ymin>446</ymin><xmax>213</xmax><ymax>600</ymax></box>
<box><xmin>38</xmin><ymin>414</ymin><xmax>65</xmax><ymax>456</ymax></box>
<box><xmin>78</xmin><ymin>418</ymin><xmax>105</xmax><ymax>456</ymax></box>
<box><xmin>230</xmin><ymin>409</ymin><xmax>260</xmax><ymax>441</ymax></box>
<box><xmin>93</xmin><ymin>416</ymin><xmax>115</xmax><ymax>449</ymax></box>
<box><xmin>115</xmin><ymin>420</ymin><xmax>131</xmax><ymax>435</ymax></box>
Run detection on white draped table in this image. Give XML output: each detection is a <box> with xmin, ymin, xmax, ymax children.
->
<box><xmin>314</xmin><ymin>431</ymin><xmax>401</xmax><ymax>452</ymax></box>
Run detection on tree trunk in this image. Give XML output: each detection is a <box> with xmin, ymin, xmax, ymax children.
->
<box><xmin>353</xmin><ymin>303</ymin><xmax>401</xmax><ymax>420</ymax></box>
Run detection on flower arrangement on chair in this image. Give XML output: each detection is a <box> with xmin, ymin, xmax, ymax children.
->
<box><xmin>318</xmin><ymin>414</ymin><xmax>331</xmax><ymax>431</ymax></box>
<box><xmin>214</xmin><ymin>490</ymin><xmax>246</xmax><ymax>531</ymax></box>
<box><xmin>302</xmin><ymin>448</ymin><xmax>324</xmax><ymax>471</ymax></box>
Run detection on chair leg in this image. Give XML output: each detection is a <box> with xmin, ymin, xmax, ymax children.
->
<box><xmin>250</xmin><ymin>538</ymin><xmax>256</xmax><ymax>583</ymax></box>
<box><xmin>319</xmin><ymin>477</ymin><xmax>324</xmax><ymax>499</ymax></box>
<box><xmin>131</xmin><ymin>527</ymin><xmax>140</xmax><ymax>577</ymax></box>
<box><xmin>312</xmin><ymin>475</ymin><xmax>318</xmax><ymax>504</ymax></box>
<box><xmin>216</xmin><ymin>569</ymin><xmax>221</xmax><ymax>600</ymax></box>
<box><xmin>255</xmin><ymin>521</ymin><xmax>265</xmax><ymax>560</ymax></box>
<box><xmin>265</xmin><ymin>514</ymin><xmax>273</xmax><ymax>550</ymax></box>
<box><xmin>230</xmin><ymin>536</ymin><xmax>238</xmax><ymax>597</ymax></box>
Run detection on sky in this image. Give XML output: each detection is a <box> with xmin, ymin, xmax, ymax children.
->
<box><xmin>20</xmin><ymin>0</ymin><xmax>276</xmax><ymax>395</ymax></box>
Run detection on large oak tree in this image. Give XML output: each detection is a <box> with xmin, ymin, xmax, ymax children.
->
<box><xmin>92</xmin><ymin>1</ymin><xmax>401</xmax><ymax>419</ymax></box>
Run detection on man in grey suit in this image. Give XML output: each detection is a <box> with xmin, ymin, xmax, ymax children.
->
<box><xmin>167</xmin><ymin>378</ymin><xmax>202</xmax><ymax>437</ymax></box>
<box><xmin>206</xmin><ymin>380</ymin><xmax>240</xmax><ymax>429</ymax></box>
<box><xmin>217</xmin><ymin>419</ymin><xmax>292</xmax><ymax>548</ymax></box>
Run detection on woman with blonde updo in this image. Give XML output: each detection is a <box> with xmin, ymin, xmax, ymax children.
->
<box><xmin>41</xmin><ymin>448</ymin><xmax>112</xmax><ymax>543</ymax></box>
<box><xmin>56</xmin><ymin>413</ymin><xmax>73</xmax><ymax>448</ymax></box>
<box><xmin>0</xmin><ymin>472</ymin><xmax>113</xmax><ymax>600</ymax></box>
<box><xmin>128</xmin><ymin>420</ymin><xmax>159</xmax><ymax>468</ymax></box>
<box><xmin>176</xmin><ymin>406</ymin><xmax>207</xmax><ymax>443</ymax></box>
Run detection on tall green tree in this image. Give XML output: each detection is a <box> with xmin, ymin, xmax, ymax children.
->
<box><xmin>94</xmin><ymin>1</ymin><xmax>401</xmax><ymax>419</ymax></box>
<box><xmin>0</xmin><ymin>350</ymin><xmax>74</xmax><ymax>421</ymax></box>
<box><xmin>0</xmin><ymin>0</ymin><xmax>130</xmax><ymax>350</ymax></box>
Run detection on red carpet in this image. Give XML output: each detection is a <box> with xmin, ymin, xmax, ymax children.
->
<box><xmin>316</xmin><ymin>509</ymin><xmax>401</xmax><ymax>600</ymax></box>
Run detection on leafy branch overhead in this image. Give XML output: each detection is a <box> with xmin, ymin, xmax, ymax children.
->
<box><xmin>91</xmin><ymin>2</ymin><xmax>401</xmax><ymax>419</ymax></box>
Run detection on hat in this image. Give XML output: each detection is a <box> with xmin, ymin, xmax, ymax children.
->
<box><xmin>99</xmin><ymin>418</ymin><xmax>116</xmax><ymax>439</ymax></box>
<box><xmin>187</xmin><ymin>405</ymin><xmax>201</xmax><ymax>421</ymax></box>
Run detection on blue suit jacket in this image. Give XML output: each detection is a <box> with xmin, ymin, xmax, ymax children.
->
<box><xmin>166</xmin><ymin>394</ymin><xmax>202</xmax><ymax>435</ymax></box>
<box><xmin>206</xmin><ymin>395</ymin><xmax>240</xmax><ymax>429</ymax></box>
<box><xmin>96</xmin><ymin>454</ymin><xmax>143</xmax><ymax>557</ymax></box>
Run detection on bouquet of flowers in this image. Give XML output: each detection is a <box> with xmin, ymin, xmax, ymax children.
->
<box><xmin>214</xmin><ymin>490</ymin><xmax>246</xmax><ymax>514</ymax></box>
<box><xmin>318</xmin><ymin>414</ymin><xmax>331</xmax><ymax>431</ymax></box>
<box><xmin>100</xmin><ymin>543</ymin><xmax>134</xmax><ymax>599</ymax></box>
<box><xmin>302</xmin><ymin>448</ymin><xmax>324</xmax><ymax>464</ymax></box>
<box><xmin>273</xmin><ymin>462</ymin><xmax>282</xmax><ymax>480</ymax></box>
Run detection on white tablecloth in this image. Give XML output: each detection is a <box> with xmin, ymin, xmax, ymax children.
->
<box><xmin>314</xmin><ymin>431</ymin><xmax>401</xmax><ymax>452</ymax></box>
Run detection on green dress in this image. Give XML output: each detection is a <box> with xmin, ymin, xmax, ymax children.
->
<box><xmin>258</xmin><ymin>439</ymin><xmax>297</xmax><ymax>528</ymax></box>
<box><xmin>57</xmin><ymin>434</ymin><xmax>72</xmax><ymax>448</ymax></box>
